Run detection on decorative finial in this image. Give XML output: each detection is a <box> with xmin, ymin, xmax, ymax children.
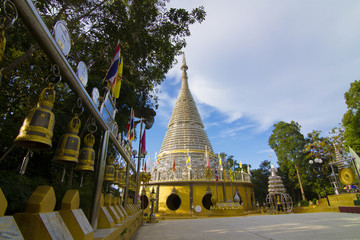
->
<box><xmin>180</xmin><ymin>52</ymin><xmax>188</xmax><ymax>71</ymax></box>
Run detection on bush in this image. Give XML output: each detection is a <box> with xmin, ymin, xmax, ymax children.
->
<box><xmin>299</xmin><ymin>200</ymin><xmax>309</xmax><ymax>206</ymax></box>
<box><xmin>0</xmin><ymin>170</ymin><xmax>49</xmax><ymax>215</ymax></box>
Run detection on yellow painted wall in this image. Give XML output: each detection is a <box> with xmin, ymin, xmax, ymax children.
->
<box><xmin>144</xmin><ymin>182</ymin><xmax>254</xmax><ymax>214</ymax></box>
<box><xmin>192</xmin><ymin>184</ymin><xmax>214</xmax><ymax>213</ymax></box>
<box><xmin>157</xmin><ymin>185</ymin><xmax>190</xmax><ymax>213</ymax></box>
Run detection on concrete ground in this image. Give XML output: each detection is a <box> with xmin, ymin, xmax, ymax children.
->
<box><xmin>132</xmin><ymin>212</ymin><xmax>360</xmax><ymax>240</ymax></box>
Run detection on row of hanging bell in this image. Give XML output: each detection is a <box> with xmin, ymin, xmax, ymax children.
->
<box><xmin>14</xmin><ymin>83</ymin><xmax>56</xmax><ymax>149</ymax></box>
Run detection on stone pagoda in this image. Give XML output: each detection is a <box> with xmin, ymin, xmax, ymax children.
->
<box><xmin>144</xmin><ymin>54</ymin><xmax>254</xmax><ymax>216</ymax></box>
<box><xmin>152</xmin><ymin>53</ymin><xmax>216</xmax><ymax>181</ymax></box>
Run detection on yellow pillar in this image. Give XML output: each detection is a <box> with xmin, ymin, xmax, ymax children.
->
<box><xmin>14</xmin><ymin>186</ymin><xmax>73</xmax><ymax>240</ymax></box>
<box><xmin>0</xmin><ymin>188</ymin><xmax>24</xmax><ymax>239</ymax></box>
<box><xmin>96</xmin><ymin>194</ymin><xmax>115</xmax><ymax>229</ymax></box>
<box><xmin>59</xmin><ymin>190</ymin><xmax>94</xmax><ymax>240</ymax></box>
<box><xmin>104</xmin><ymin>195</ymin><xmax>121</xmax><ymax>224</ymax></box>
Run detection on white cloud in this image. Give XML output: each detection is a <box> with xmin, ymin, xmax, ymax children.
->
<box><xmin>166</xmin><ymin>0</ymin><xmax>360</xmax><ymax>137</ymax></box>
<box><xmin>152</xmin><ymin>1</ymin><xmax>360</xmax><ymax>168</ymax></box>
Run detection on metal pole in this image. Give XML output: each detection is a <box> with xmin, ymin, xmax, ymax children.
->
<box><xmin>245</xmin><ymin>185</ymin><xmax>249</xmax><ymax>210</ymax></box>
<box><xmin>134</xmin><ymin>120</ymin><xmax>143</xmax><ymax>204</ymax></box>
<box><xmin>123</xmin><ymin>162</ymin><xmax>130</xmax><ymax>209</ymax></box>
<box><xmin>215</xmin><ymin>180</ymin><xmax>219</xmax><ymax>203</ymax></box>
<box><xmin>90</xmin><ymin>130</ymin><xmax>110</xmax><ymax>229</ymax></box>
<box><xmin>318</xmin><ymin>165</ymin><xmax>330</xmax><ymax>206</ymax></box>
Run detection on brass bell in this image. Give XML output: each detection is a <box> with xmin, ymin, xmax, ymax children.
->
<box><xmin>53</xmin><ymin>114</ymin><xmax>81</xmax><ymax>164</ymax></box>
<box><xmin>113</xmin><ymin>164</ymin><xmax>120</xmax><ymax>185</ymax></box>
<box><xmin>104</xmin><ymin>154</ymin><xmax>115</xmax><ymax>182</ymax></box>
<box><xmin>14</xmin><ymin>83</ymin><xmax>55</xmax><ymax>149</ymax></box>
<box><xmin>75</xmin><ymin>132</ymin><xmax>95</xmax><ymax>171</ymax></box>
<box><xmin>119</xmin><ymin>167</ymin><xmax>126</xmax><ymax>187</ymax></box>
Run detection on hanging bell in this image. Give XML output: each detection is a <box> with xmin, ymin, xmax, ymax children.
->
<box><xmin>74</xmin><ymin>132</ymin><xmax>95</xmax><ymax>171</ymax></box>
<box><xmin>113</xmin><ymin>164</ymin><xmax>120</xmax><ymax>185</ymax></box>
<box><xmin>104</xmin><ymin>154</ymin><xmax>115</xmax><ymax>182</ymax></box>
<box><xmin>53</xmin><ymin>114</ymin><xmax>81</xmax><ymax>164</ymax></box>
<box><xmin>119</xmin><ymin>167</ymin><xmax>126</xmax><ymax>187</ymax></box>
<box><xmin>14</xmin><ymin>83</ymin><xmax>55</xmax><ymax>149</ymax></box>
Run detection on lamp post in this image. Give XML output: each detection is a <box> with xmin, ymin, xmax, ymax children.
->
<box><xmin>132</xmin><ymin>149</ymin><xmax>147</xmax><ymax>204</ymax></box>
<box><xmin>148</xmin><ymin>187</ymin><xmax>158</xmax><ymax>223</ymax></box>
<box><xmin>309</xmin><ymin>158</ymin><xmax>330</xmax><ymax>206</ymax></box>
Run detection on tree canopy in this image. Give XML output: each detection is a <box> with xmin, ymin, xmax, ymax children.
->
<box><xmin>0</xmin><ymin>0</ymin><xmax>206</xmax><ymax>214</ymax></box>
<box><xmin>268</xmin><ymin>121</ymin><xmax>307</xmax><ymax>200</ymax></box>
<box><xmin>343</xmin><ymin>80</ymin><xmax>360</xmax><ymax>152</ymax></box>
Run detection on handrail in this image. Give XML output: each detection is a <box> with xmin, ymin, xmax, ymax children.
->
<box><xmin>13</xmin><ymin>0</ymin><xmax>135</xmax><ymax>171</ymax></box>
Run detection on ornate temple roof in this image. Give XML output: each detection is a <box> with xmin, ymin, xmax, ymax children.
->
<box><xmin>155</xmin><ymin>54</ymin><xmax>216</xmax><ymax>179</ymax></box>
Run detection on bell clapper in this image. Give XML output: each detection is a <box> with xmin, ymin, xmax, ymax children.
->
<box><xmin>61</xmin><ymin>166</ymin><xmax>66</xmax><ymax>183</ymax></box>
<box><xmin>19</xmin><ymin>149</ymin><xmax>32</xmax><ymax>175</ymax></box>
<box><xmin>80</xmin><ymin>173</ymin><xmax>84</xmax><ymax>187</ymax></box>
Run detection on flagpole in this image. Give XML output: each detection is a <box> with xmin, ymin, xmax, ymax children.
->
<box><xmin>231</xmin><ymin>164</ymin><xmax>235</xmax><ymax>201</ymax></box>
<box><xmin>216</xmin><ymin>177</ymin><xmax>219</xmax><ymax>204</ymax></box>
<box><xmin>134</xmin><ymin>118</ymin><xmax>143</xmax><ymax>204</ymax></box>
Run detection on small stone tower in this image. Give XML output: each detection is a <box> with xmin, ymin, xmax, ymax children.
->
<box><xmin>266</xmin><ymin>164</ymin><xmax>293</xmax><ymax>213</ymax></box>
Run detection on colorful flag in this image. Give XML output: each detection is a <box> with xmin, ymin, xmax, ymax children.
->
<box><xmin>215</xmin><ymin>168</ymin><xmax>218</xmax><ymax>182</ymax></box>
<box><xmin>126</xmin><ymin>108</ymin><xmax>135</xmax><ymax>141</ymax></box>
<box><xmin>144</xmin><ymin>160</ymin><xmax>147</xmax><ymax>172</ymax></box>
<box><xmin>104</xmin><ymin>42</ymin><xmax>121</xmax><ymax>86</ymax></box>
<box><xmin>218</xmin><ymin>153</ymin><xmax>222</xmax><ymax>166</ymax></box>
<box><xmin>230</xmin><ymin>169</ymin><xmax>234</xmax><ymax>182</ymax></box>
<box><xmin>349</xmin><ymin>147</ymin><xmax>360</xmax><ymax>174</ymax></box>
<box><xmin>140</xmin><ymin>129</ymin><xmax>146</xmax><ymax>156</ymax></box>
<box><xmin>205</xmin><ymin>146</ymin><xmax>210</xmax><ymax>168</ymax></box>
<box><xmin>112</xmin><ymin>57</ymin><xmax>123</xmax><ymax>98</ymax></box>
<box><xmin>172</xmin><ymin>159</ymin><xmax>176</xmax><ymax>172</ymax></box>
<box><xmin>240</xmin><ymin>161</ymin><xmax>242</xmax><ymax>168</ymax></box>
<box><xmin>186</xmin><ymin>149</ymin><xmax>191</xmax><ymax>168</ymax></box>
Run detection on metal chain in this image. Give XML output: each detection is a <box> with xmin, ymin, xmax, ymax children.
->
<box><xmin>2</xmin><ymin>0</ymin><xmax>17</xmax><ymax>30</ymax></box>
<box><xmin>87</xmin><ymin>117</ymin><xmax>97</xmax><ymax>133</ymax></box>
<box><xmin>72</xmin><ymin>97</ymin><xmax>84</xmax><ymax>115</ymax></box>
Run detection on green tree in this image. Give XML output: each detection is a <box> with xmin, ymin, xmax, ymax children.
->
<box><xmin>303</xmin><ymin>130</ymin><xmax>334</xmax><ymax>200</ymax></box>
<box><xmin>268</xmin><ymin>121</ymin><xmax>307</xmax><ymax>201</ymax></box>
<box><xmin>343</xmin><ymin>80</ymin><xmax>360</xmax><ymax>152</ymax></box>
<box><xmin>251</xmin><ymin>160</ymin><xmax>271</xmax><ymax>205</ymax></box>
<box><xmin>0</xmin><ymin>0</ymin><xmax>206</xmax><ymax>214</ymax></box>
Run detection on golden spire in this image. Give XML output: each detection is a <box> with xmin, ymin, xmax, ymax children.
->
<box><xmin>156</xmin><ymin>53</ymin><xmax>215</xmax><ymax>179</ymax></box>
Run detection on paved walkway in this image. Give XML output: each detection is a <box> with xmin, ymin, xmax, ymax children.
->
<box><xmin>132</xmin><ymin>212</ymin><xmax>360</xmax><ymax>240</ymax></box>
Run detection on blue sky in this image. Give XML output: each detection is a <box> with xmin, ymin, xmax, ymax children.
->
<box><xmin>132</xmin><ymin>0</ymin><xmax>360</xmax><ymax>170</ymax></box>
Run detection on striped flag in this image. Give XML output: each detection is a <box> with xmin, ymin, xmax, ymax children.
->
<box><xmin>104</xmin><ymin>42</ymin><xmax>120</xmax><ymax>86</ymax></box>
<box><xmin>205</xmin><ymin>146</ymin><xmax>210</xmax><ymax>168</ymax></box>
<box><xmin>140</xmin><ymin>129</ymin><xmax>146</xmax><ymax>155</ymax></box>
<box><xmin>126</xmin><ymin>108</ymin><xmax>135</xmax><ymax>141</ymax></box>
<box><xmin>111</xmin><ymin>57</ymin><xmax>123</xmax><ymax>98</ymax></box>
<box><xmin>186</xmin><ymin>149</ymin><xmax>191</xmax><ymax>169</ymax></box>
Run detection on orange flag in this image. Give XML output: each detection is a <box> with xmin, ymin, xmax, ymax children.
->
<box><xmin>172</xmin><ymin>159</ymin><xmax>176</xmax><ymax>172</ymax></box>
